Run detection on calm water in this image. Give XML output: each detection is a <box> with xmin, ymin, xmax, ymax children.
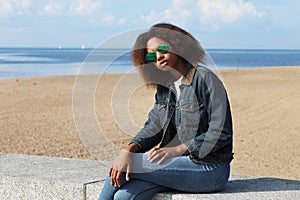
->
<box><xmin>1</xmin><ymin>48</ymin><xmax>300</xmax><ymax>80</ymax></box>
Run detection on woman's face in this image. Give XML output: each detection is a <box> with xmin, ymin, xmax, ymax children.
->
<box><xmin>146</xmin><ymin>37</ymin><xmax>181</xmax><ymax>72</ymax></box>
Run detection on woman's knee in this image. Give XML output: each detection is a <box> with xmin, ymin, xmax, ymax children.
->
<box><xmin>113</xmin><ymin>189</ymin><xmax>134</xmax><ymax>200</ymax></box>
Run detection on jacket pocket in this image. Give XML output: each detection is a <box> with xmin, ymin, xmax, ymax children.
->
<box><xmin>180</xmin><ymin>100</ymin><xmax>203</xmax><ymax>112</ymax></box>
<box><xmin>179</xmin><ymin>100</ymin><xmax>204</xmax><ymax>127</ymax></box>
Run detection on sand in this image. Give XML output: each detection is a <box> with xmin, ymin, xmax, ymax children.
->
<box><xmin>0</xmin><ymin>66</ymin><xmax>299</xmax><ymax>180</ymax></box>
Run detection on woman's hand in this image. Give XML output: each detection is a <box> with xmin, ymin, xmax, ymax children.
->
<box><xmin>109</xmin><ymin>143</ymin><xmax>140</xmax><ymax>187</ymax></box>
<box><xmin>147</xmin><ymin>144</ymin><xmax>188</xmax><ymax>164</ymax></box>
<box><xmin>109</xmin><ymin>150</ymin><xmax>131</xmax><ymax>187</ymax></box>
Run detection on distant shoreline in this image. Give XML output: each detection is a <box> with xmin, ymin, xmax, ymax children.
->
<box><xmin>1</xmin><ymin>65</ymin><xmax>300</xmax><ymax>81</ymax></box>
<box><xmin>1</xmin><ymin>48</ymin><xmax>300</xmax><ymax>80</ymax></box>
<box><xmin>1</xmin><ymin>47</ymin><xmax>300</xmax><ymax>50</ymax></box>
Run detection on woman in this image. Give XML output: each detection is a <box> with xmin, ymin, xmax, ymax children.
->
<box><xmin>99</xmin><ymin>23</ymin><xmax>233</xmax><ymax>200</ymax></box>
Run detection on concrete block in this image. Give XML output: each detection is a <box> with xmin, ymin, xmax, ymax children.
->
<box><xmin>85</xmin><ymin>181</ymin><xmax>103</xmax><ymax>200</ymax></box>
<box><xmin>1</xmin><ymin>153</ymin><xmax>300</xmax><ymax>200</ymax></box>
<box><xmin>150</xmin><ymin>174</ymin><xmax>300</xmax><ymax>199</ymax></box>
<box><xmin>0</xmin><ymin>153</ymin><xmax>109</xmax><ymax>199</ymax></box>
<box><xmin>85</xmin><ymin>174</ymin><xmax>300</xmax><ymax>200</ymax></box>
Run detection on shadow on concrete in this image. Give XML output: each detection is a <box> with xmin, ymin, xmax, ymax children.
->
<box><xmin>223</xmin><ymin>177</ymin><xmax>300</xmax><ymax>193</ymax></box>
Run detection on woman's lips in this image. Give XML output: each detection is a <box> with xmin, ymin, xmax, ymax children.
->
<box><xmin>160</xmin><ymin>60</ymin><xmax>168</xmax><ymax>67</ymax></box>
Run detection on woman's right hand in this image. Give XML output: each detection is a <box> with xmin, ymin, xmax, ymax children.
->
<box><xmin>108</xmin><ymin>143</ymin><xmax>140</xmax><ymax>187</ymax></box>
<box><xmin>109</xmin><ymin>149</ymin><xmax>132</xmax><ymax>187</ymax></box>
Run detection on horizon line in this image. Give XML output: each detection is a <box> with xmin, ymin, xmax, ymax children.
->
<box><xmin>1</xmin><ymin>46</ymin><xmax>300</xmax><ymax>51</ymax></box>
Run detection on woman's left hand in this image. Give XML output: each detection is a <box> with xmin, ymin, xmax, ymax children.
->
<box><xmin>147</xmin><ymin>144</ymin><xmax>188</xmax><ymax>164</ymax></box>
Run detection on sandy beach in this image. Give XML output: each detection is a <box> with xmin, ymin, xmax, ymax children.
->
<box><xmin>0</xmin><ymin>66</ymin><xmax>299</xmax><ymax>180</ymax></box>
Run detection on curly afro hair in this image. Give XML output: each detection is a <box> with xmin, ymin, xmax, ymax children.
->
<box><xmin>131</xmin><ymin>23</ymin><xmax>206</xmax><ymax>88</ymax></box>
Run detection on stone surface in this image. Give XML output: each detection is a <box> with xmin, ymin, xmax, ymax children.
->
<box><xmin>151</xmin><ymin>174</ymin><xmax>300</xmax><ymax>199</ymax></box>
<box><xmin>0</xmin><ymin>153</ymin><xmax>109</xmax><ymax>199</ymax></box>
<box><xmin>1</xmin><ymin>153</ymin><xmax>300</xmax><ymax>199</ymax></box>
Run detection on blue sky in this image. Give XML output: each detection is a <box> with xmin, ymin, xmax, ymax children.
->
<box><xmin>0</xmin><ymin>0</ymin><xmax>300</xmax><ymax>49</ymax></box>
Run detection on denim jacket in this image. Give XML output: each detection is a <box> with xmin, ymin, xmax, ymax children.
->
<box><xmin>130</xmin><ymin>65</ymin><xmax>233</xmax><ymax>164</ymax></box>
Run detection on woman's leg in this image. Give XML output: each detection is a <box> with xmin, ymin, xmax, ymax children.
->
<box><xmin>98</xmin><ymin>175</ymin><xmax>172</xmax><ymax>200</ymax></box>
<box><xmin>130</xmin><ymin>154</ymin><xmax>230</xmax><ymax>193</ymax></box>
<box><xmin>99</xmin><ymin>153</ymin><xmax>230</xmax><ymax>199</ymax></box>
<box><xmin>113</xmin><ymin>179</ymin><xmax>172</xmax><ymax>200</ymax></box>
<box><xmin>98</xmin><ymin>175</ymin><xmax>122</xmax><ymax>200</ymax></box>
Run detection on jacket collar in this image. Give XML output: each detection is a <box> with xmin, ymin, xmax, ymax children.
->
<box><xmin>181</xmin><ymin>65</ymin><xmax>196</xmax><ymax>85</ymax></box>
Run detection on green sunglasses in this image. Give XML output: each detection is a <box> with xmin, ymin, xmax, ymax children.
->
<box><xmin>145</xmin><ymin>42</ymin><xmax>169</xmax><ymax>62</ymax></box>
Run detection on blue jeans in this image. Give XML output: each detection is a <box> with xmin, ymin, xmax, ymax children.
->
<box><xmin>99</xmin><ymin>154</ymin><xmax>230</xmax><ymax>200</ymax></box>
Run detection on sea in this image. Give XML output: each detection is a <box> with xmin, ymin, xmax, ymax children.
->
<box><xmin>1</xmin><ymin>48</ymin><xmax>300</xmax><ymax>80</ymax></box>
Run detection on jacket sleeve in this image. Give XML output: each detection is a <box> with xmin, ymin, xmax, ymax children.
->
<box><xmin>183</xmin><ymin>70</ymin><xmax>233</xmax><ymax>159</ymax></box>
<box><xmin>130</xmin><ymin>93</ymin><xmax>164</xmax><ymax>152</ymax></box>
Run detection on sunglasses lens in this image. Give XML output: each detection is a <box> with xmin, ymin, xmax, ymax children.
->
<box><xmin>157</xmin><ymin>43</ymin><xmax>169</xmax><ymax>54</ymax></box>
<box><xmin>145</xmin><ymin>50</ymin><xmax>156</xmax><ymax>62</ymax></box>
<box><xmin>145</xmin><ymin>43</ymin><xmax>169</xmax><ymax>63</ymax></box>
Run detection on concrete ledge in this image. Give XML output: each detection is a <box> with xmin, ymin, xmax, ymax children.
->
<box><xmin>1</xmin><ymin>153</ymin><xmax>299</xmax><ymax>199</ymax></box>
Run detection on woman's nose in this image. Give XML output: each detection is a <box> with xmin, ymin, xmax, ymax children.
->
<box><xmin>156</xmin><ymin>51</ymin><xmax>164</xmax><ymax>61</ymax></box>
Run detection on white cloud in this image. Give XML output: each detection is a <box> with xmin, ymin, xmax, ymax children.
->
<box><xmin>39</xmin><ymin>0</ymin><xmax>101</xmax><ymax>17</ymax></box>
<box><xmin>10</xmin><ymin>27</ymin><xmax>25</xmax><ymax>33</ymax></box>
<box><xmin>0</xmin><ymin>0</ymin><xmax>32</xmax><ymax>17</ymax></box>
<box><xmin>13</xmin><ymin>0</ymin><xmax>31</xmax><ymax>15</ymax></box>
<box><xmin>38</xmin><ymin>0</ymin><xmax>125</xmax><ymax>27</ymax></box>
<box><xmin>141</xmin><ymin>0</ymin><xmax>191</xmax><ymax>26</ymax></box>
<box><xmin>162</xmin><ymin>0</ymin><xmax>191</xmax><ymax>25</ymax></box>
<box><xmin>70</xmin><ymin>0</ymin><xmax>101</xmax><ymax>16</ymax></box>
<box><xmin>90</xmin><ymin>13</ymin><xmax>126</xmax><ymax>26</ymax></box>
<box><xmin>141</xmin><ymin>10</ymin><xmax>159</xmax><ymax>24</ymax></box>
<box><xmin>198</xmin><ymin>0</ymin><xmax>265</xmax><ymax>30</ymax></box>
<box><xmin>39</xmin><ymin>0</ymin><xmax>64</xmax><ymax>15</ymax></box>
<box><xmin>164</xmin><ymin>9</ymin><xmax>172</xmax><ymax>19</ymax></box>
<box><xmin>0</xmin><ymin>1</ymin><xmax>14</xmax><ymax>16</ymax></box>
